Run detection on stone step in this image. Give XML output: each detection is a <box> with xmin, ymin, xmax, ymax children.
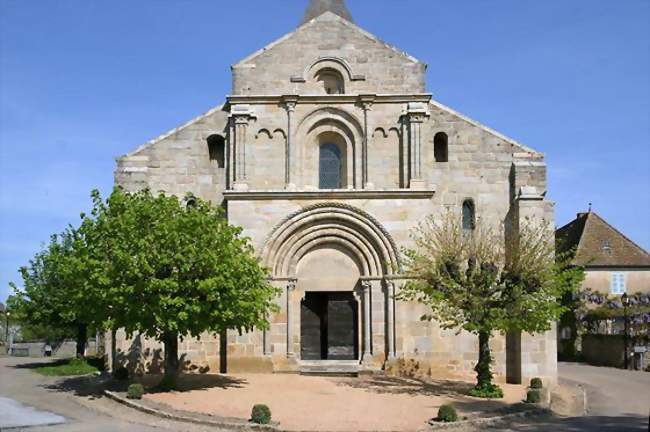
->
<box><xmin>298</xmin><ymin>360</ymin><xmax>360</xmax><ymax>377</ymax></box>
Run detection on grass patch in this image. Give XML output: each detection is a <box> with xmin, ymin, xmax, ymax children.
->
<box><xmin>34</xmin><ymin>358</ymin><xmax>100</xmax><ymax>376</ymax></box>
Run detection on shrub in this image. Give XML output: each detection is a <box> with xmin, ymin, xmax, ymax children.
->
<box><xmin>526</xmin><ymin>389</ymin><xmax>541</xmax><ymax>404</ymax></box>
<box><xmin>468</xmin><ymin>383</ymin><xmax>504</xmax><ymax>399</ymax></box>
<box><xmin>114</xmin><ymin>367</ymin><xmax>129</xmax><ymax>381</ymax></box>
<box><xmin>126</xmin><ymin>383</ymin><xmax>144</xmax><ymax>400</ymax></box>
<box><xmin>530</xmin><ymin>377</ymin><xmax>543</xmax><ymax>389</ymax></box>
<box><xmin>250</xmin><ymin>404</ymin><xmax>272</xmax><ymax>425</ymax></box>
<box><xmin>436</xmin><ymin>404</ymin><xmax>458</xmax><ymax>423</ymax></box>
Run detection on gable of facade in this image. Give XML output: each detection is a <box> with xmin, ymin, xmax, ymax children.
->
<box><xmin>112</xmin><ymin>0</ymin><xmax>557</xmax><ymax>385</ymax></box>
<box><xmin>232</xmin><ymin>12</ymin><xmax>426</xmax><ymax>96</ymax></box>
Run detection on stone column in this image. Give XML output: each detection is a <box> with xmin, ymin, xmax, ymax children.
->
<box><xmin>361</xmin><ymin>280</ymin><xmax>372</xmax><ymax>362</ymax></box>
<box><xmin>282</xmin><ymin>96</ymin><xmax>298</xmax><ymax>190</ymax></box>
<box><xmin>406</xmin><ymin>102</ymin><xmax>429</xmax><ymax>189</ymax></box>
<box><xmin>360</xmin><ymin>95</ymin><xmax>375</xmax><ymax>189</ymax></box>
<box><xmin>385</xmin><ymin>280</ymin><xmax>396</xmax><ymax>359</ymax></box>
<box><xmin>230</xmin><ymin>104</ymin><xmax>255</xmax><ymax>191</ymax></box>
<box><xmin>286</xmin><ymin>279</ymin><xmax>297</xmax><ymax>358</ymax></box>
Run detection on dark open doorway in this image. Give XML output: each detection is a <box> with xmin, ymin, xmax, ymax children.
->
<box><xmin>300</xmin><ymin>292</ymin><xmax>358</xmax><ymax>361</ymax></box>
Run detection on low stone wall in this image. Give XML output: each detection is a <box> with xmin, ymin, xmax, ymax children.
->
<box><xmin>9</xmin><ymin>340</ymin><xmax>98</xmax><ymax>358</ymax></box>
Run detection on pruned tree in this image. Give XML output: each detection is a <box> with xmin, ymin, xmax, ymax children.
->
<box><xmin>86</xmin><ymin>188</ymin><xmax>280</xmax><ymax>384</ymax></box>
<box><xmin>398</xmin><ymin>212</ymin><xmax>583</xmax><ymax>398</ymax></box>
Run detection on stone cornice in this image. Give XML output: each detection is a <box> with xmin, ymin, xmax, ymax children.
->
<box><xmin>223</xmin><ymin>189</ymin><xmax>435</xmax><ymax>201</ymax></box>
<box><xmin>226</xmin><ymin>94</ymin><xmax>432</xmax><ymax>106</ymax></box>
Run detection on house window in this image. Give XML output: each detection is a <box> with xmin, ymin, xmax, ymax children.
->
<box><xmin>434</xmin><ymin>132</ymin><xmax>448</xmax><ymax>162</ymax></box>
<box><xmin>316</xmin><ymin>68</ymin><xmax>344</xmax><ymax>94</ymax></box>
<box><xmin>462</xmin><ymin>199</ymin><xmax>476</xmax><ymax>231</ymax></box>
<box><xmin>207</xmin><ymin>135</ymin><xmax>225</xmax><ymax>168</ymax></box>
<box><xmin>610</xmin><ymin>272</ymin><xmax>626</xmax><ymax>295</ymax></box>
<box><xmin>319</xmin><ymin>143</ymin><xmax>342</xmax><ymax>189</ymax></box>
<box><xmin>602</xmin><ymin>240</ymin><xmax>612</xmax><ymax>256</ymax></box>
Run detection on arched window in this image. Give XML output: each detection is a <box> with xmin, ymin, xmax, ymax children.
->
<box><xmin>462</xmin><ymin>199</ymin><xmax>476</xmax><ymax>231</ymax></box>
<box><xmin>316</xmin><ymin>68</ymin><xmax>344</xmax><ymax>94</ymax></box>
<box><xmin>434</xmin><ymin>132</ymin><xmax>448</xmax><ymax>163</ymax></box>
<box><xmin>319</xmin><ymin>143</ymin><xmax>342</xmax><ymax>189</ymax></box>
<box><xmin>207</xmin><ymin>135</ymin><xmax>225</xmax><ymax>168</ymax></box>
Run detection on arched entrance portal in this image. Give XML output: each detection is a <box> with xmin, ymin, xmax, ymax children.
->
<box><xmin>262</xmin><ymin>203</ymin><xmax>400</xmax><ymax>365</ymax></box>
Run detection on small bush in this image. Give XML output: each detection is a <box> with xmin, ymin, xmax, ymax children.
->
<box><xmin>526</xmin><ymin>389</ymin><xmax>541</xmax><ymax>404</ymax></box>
<box><xmin>114</xmin><ymin>367</ymin><xmax>129</xmax><ymax>381</ymax></box>
<box><xmin>250</xmin><ymin>404</ymin><xmax>272</xmax><ymax>425</ymax></box>
<box><xmin>530</xmin><ymin>377</ymin><xmax>543</xmax><ymax>389</ymax></box>
<box><xmin>436</xmin><ymin>404</ymin><xmax>458</xmax><ymax>423</ymax></box>
<box><xmin>127</xmin><ymin>383</ymin><xmax>144</xmax><ymax>400</ymax></box>
<box><xmin>468</xmin><ymin>383</ymin><xmax>504</xmax><ymax>399</ymax></box>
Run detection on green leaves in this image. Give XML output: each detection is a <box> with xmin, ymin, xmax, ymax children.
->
<box><xmin>399</xmin><ymin>211</ymin><xmax>585</xmax><ymax>388</ymax></box>
<box><xmin>11</xmin><ymin>187</ymin><xmax>280</xmax><ymax>368</ymax></box>
<box><xmin>86</xmin><ymin>187</ymin><xmax>280</xmax><ymax>341</ymax></box>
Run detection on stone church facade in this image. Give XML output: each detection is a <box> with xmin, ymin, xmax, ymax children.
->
<box><xmin>112</xmin><ymin>0</ymin><xmax>557</xmax><ymax>384</ymax></box>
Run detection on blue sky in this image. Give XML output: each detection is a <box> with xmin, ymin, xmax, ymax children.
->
<box><xmin>1</xmin><ymin>0</ymin><xmax>649</xmax><ymax>303</ymax></box>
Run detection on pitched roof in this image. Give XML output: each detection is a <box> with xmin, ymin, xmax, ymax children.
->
<box><xmin>302</xmin><ymin>0</ymin><xmax>353</xmax><ymax>25</ymax></box>
<box><xmin>556</xmin><ymin>211</ymin><xmax>650</xmax><ymax>268</ymax></box>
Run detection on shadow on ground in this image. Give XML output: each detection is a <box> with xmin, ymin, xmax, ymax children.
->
<box><xmin>488</xmin><ymin>414</ymin><xmax>649</xmax><ymax>432</ymax></box>
<box><xmin>335</xmin><ymin>376</ymin><xmax>533</xmax><ymax>415</ymax></box>
<box><xmin>41</xmin><ymin>372</ymin><xmax>247</xmax><ymax>399</ymax></box>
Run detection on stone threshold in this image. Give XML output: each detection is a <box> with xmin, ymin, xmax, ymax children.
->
<box><xmin>224</xmin><ymin>189</ymin><xmax>435</xmax><ymax>201</ymax></box>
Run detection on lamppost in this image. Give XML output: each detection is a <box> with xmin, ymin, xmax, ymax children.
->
<box><xmin>5</xmin><ymin>311</ymin><xmax>10</xmax><ymax>354</ymax></box>
<box><xmin>621</xmin><ymin>293</ymin><xmax>629</xmax><ymax>370</ymax></box>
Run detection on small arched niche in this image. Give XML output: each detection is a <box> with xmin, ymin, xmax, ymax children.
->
<box><xmin>207</xmin><ymin>134</ymin><xmax>225</xmax><ymax>168</ymax></box>
<box><xmin>318</xmin><ymin>132</ymin><xmax>348</xmax><ymax>189</ymax></box>
<box><xmin>434</xmin><ymin>132</ymin><xmax>448</xmax><ymax>163</ymax></box>
<box><xmin>315</xmin><ymin>68</ymin><xmax>345</xmax><ymax>95</ymax></box>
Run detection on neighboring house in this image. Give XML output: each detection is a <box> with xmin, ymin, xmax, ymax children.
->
<box><xmin>557</xmin><ymin>210</ymin><xmax>650</xmax><ymax>296</ymax></box>
<box><xmin>110</xmin><ymin>0</ymin><xmax>556</xmax><ymax>384</ymax></box>
<box><xmin>556</xmin><ymin>210</ymin><xmax>650</xmax><ymax>368</ymax></box>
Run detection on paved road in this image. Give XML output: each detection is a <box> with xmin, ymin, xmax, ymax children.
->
<box><xmin>490</xmin><ymin>362</ymin><xmax>650</xmax><ymax>432</ymax></box>
<box><xmin>0</xmin><ymin>356</ymin><xmax>221</xmax><ymax>431</ymax></box>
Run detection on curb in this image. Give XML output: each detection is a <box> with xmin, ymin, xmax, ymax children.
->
<box><xmin>424</xmin><ymin>405</ymin><xmax>550</xmax><ymax>431</ymax></box>
<box><xmin>103</xmin><ymin>390</ymin><xmax>279</xmax><ymax>431</ymax></box>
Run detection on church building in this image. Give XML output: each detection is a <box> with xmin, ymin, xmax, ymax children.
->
<box><xmin>113</xmin><ymin>0</ymin><xmax>557</xmax><ymax>384</ymax></box>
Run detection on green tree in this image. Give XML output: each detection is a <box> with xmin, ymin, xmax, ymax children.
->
<box><xmin>87</xmin><ymin>188</ymin><xmax>280</xmax><ymax>383</ymax></box>
<box><xmin>398</xmin><ymin>213</ymin><xmax>583</xmax><ymax>397</ymax></box>
<box><xmin>9</xmin><ymin>224</ymin><xmax>102</xmax><ymax>357</ymax></box>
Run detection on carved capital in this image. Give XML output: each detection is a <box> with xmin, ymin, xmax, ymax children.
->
<box><xmin>360</xmin><ymin>94</ymin><xmax>376</xmax><ymax>111</ymax></box>
<box><xmin>361</xmin><ymin>280</ymin><xmax>372</xmax><ymax>292</ymax></box>
<box><xmin>281</xmin><ymin>95</ymin><xmax>299</xmax><ymax>113</ymax></box>
<box><xmin>287</xmin><ymin>278</ymin><xmax>298</xmax><ymax>291</ymax></box>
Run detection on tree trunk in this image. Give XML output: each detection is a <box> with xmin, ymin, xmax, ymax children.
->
<box><xmin>163</xmin><ymin>332</ymin><xmax>180</xmax><ymax>380</ymax></box>
<box><xmin>110</xmin><ymin>328</ymin><xmax>117</xmax><ymax>373</ymax></box>
<box><xmin>475</xmin><ymin>331</ymin><xmax>493</xmax><ymax>388</ymax></box>
<box><xmin>76</xmin><ymin>323</ymin><xmax>87</xmax><ymax>358</ymax></box>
